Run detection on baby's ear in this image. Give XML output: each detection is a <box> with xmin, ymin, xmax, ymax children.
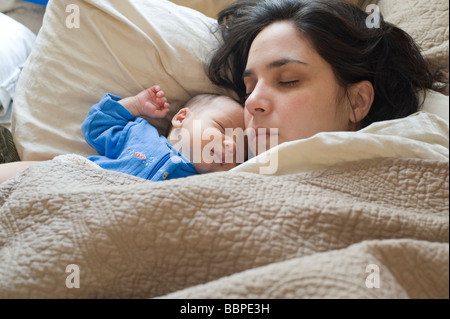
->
<box><xmin>171</xmin><ymin>108</ymin><xmax>191</xmax><ymax>128</ymax></box>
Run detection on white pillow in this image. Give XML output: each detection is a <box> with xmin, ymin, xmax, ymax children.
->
<box><xmin>0</xmin><ymin>0</ymin><xmax>15</xmax><ymax>12</ymax></box>
<box><xmin>420</xmin><ymin>90</ymin><xmax>449</xmax><ymax>122</ymax></box>
<box><xmin>12</xmin><ymin>0</ymin><xmax>233</xmax><ymax>161</ymax></box>
<box><xmin>0</xmin><ymin>13</ymin><xmax>35</xmax><ymax>126</ymax></box>
<box><xmin>169</xmin><ymin>0</ymin><xmax>234</xmax><ymax>18</ymax></box>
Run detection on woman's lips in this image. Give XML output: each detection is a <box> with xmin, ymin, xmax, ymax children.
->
<box><xmin>250</xmin><ymin>127</ymin><xmax>274</xmax><ymax>142</ymax></box>
<box><xmin>247</xmin><ymin>127</ymin><xmax>279</xmax><ymax>156</ymax></box>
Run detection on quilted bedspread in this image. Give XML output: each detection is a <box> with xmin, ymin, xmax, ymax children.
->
<box><xmin>0</xmin><ymin>154</ymin><xmax>448</xmax><ymax>299</ymax></box>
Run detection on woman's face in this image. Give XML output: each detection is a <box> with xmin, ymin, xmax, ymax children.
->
<box><xmin>243</xmin><ymin>21</ymin><xmax>353</xmax><ymax>155</ymax></box>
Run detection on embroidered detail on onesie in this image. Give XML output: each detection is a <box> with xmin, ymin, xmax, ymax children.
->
<box><xmin>131</xmin><ymin>151</ymin><xmax>150</xmax><ymax>166</ymax></box>
<box><xmin>162</xmin><ymin>172</ymin><xmax>169</xmax><ymax>179</ymax></box>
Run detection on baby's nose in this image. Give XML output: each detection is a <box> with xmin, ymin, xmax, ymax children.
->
<box><xmin>223</xmin><ymin>136</ymin><xmax>237</xmax><ymax>163</ymax></box>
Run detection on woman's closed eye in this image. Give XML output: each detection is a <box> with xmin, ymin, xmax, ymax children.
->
<box><xmin>279</xmin><ymin>80</ymin><xmax>299</xmax><ymax>87</ymax></box>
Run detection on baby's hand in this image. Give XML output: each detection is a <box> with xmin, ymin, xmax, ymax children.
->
<box><xmin>135</xmin><ymin>85</ymin><xmax>170</xmax><ymax>118</ymax></box>
<box><xmin>122</xmin><ymin>85</ymin><xmax>170</xmax><ymax>118</ymax></box>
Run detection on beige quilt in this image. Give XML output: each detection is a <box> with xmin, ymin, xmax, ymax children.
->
<box><xmin>0</xmin><ymin>155</ymin><xmax>448</xmax><ymax>299</ymax></box>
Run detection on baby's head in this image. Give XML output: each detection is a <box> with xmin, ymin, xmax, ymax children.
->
<box><xmin>167</xmin><ymin>94</ymin><xmax>246</xmax><ymax>174</ymax></box>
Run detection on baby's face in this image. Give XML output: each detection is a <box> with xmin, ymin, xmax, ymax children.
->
<box><xmin>182</xmin><ymin>97</ymin><xmax>246</xmax><ymax>173</ymax></box>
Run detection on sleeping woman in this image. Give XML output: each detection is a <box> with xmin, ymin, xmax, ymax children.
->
<box><xmin>207</xmin><ymin>0</ymin><xmax>445</xmax><ymax>157</ymax></box>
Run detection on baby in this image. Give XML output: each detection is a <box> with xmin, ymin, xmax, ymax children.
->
<box><xmin>82</xmin><ymin>85</ymin><xmax>246</xmax><ymax>181</ymax></box>
<box><xmin>0</xmin><ymin>86</ymin><xmax>246</xmax><ymax>184</ymax></box>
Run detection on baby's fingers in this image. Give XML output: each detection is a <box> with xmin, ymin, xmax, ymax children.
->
<box><xmin>152</xmin><ymin>104</ymin><xmax>170</xmax><ymax>118</ymax></box>
<box><xmin>150</xmin><ymin>85</ymin><xmax>161</xmax><ymax>93</ymax></box>
<box><xmin>159</xmin><ymin>96</ymin><xmax>168</xmax><ymax>105</ymax></box>
<box><xmin>156</xmin><ymin>90</ymin><xmax>165</xmax><ymax>98</ymax></box>
<box><xmin>151</xmin><ymin>85</ymin><xmax>166</xmax><ymax>99</ymax></box>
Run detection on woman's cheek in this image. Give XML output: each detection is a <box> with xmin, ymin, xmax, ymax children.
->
<box><xmin>244</xmin><ymin>108</ymin><xmax>252</xmax><ymax>128</ymax></box>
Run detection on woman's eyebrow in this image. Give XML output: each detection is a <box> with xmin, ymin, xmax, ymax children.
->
<box><xmin>243</xmin><ymin>58</ymin><xmax>308</xmax><ymax>79</ymax></box>
<box><xmin>268</xmin><ymin>58</ymin><xmax>307</xmax><ymax>69</ymax></box>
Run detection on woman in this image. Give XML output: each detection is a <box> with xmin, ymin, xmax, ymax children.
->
<box><xmin>208</xmin><ymin>0</ymin><xmax>445</xmax><ymax>155</ymax></box>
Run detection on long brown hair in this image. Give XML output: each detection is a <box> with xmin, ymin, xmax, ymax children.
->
<box><xmin>208</xmin><ymin>0</ymin><xmax>447</xmax><ymax>127</ymax></box>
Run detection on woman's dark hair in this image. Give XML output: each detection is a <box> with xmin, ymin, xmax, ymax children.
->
<box><xmin>207</xmin><ymin>0</ymin><xmax>447</xmax><ymax>128</ymax></box>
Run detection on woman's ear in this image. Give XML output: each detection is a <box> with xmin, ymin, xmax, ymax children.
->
<box><xmin>348</xmin><ymin>80</ymin><xmax>374</xmax><ymax>125</ymax></box>
<box><xmin>171</xmin><ymin>108</ymin><xmax>191</xmax><ymax>128</ymax></box>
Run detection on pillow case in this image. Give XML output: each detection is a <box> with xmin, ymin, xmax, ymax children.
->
<box><xmin>169</xmin><ymin>0</ymin><xmax>234</xmax><ymax>18</ymax></box>
<box><xmin>12</xmin><ymin>0</ymin><xmax>232</xmax><ymax>161</ymax></box>
<box><xmin>420</xmin><ymin>90</ymin><xmax>449</xmax><ymax>121</ymax></box>
<box><xmin>0</xmin><ymin>0</ymin><xmax>15</xmax><ymax>12</ymax></box>
<box><xmin>0</xmin><ymin>13</ymin><xmax>35</xmax><ymax>126</ymax></box>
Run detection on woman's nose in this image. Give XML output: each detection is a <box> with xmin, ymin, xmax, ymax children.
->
<box><xmin>245</xmin><ymin>82</ymin><xmax>272</xmax><ymax>116</ymax></box>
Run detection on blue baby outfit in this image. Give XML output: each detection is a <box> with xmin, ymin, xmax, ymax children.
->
<box><xmin>82</xmin><ymin>93</ymin><xmax>198</xmax><ymax>181</ymax></box>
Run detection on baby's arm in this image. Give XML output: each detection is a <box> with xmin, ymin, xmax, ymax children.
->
<box><xmin>119</xmin><ymin>85</ymin><xmax>170</xmax><ymax>118</ymax></box>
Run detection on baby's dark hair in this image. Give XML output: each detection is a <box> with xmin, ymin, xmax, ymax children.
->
<box><xmin>165</xmin><ymin>94</ymin><xmax>240</xmax><ymax>136</ymax></box>
<box><xmin>208</xmin><ymin>0</ymin><xmax>447</xmax><ymax>128</ymax></box>
<box><xmin>183</xmin><ymin>94</ymin><xmax>226</xmax><ymax>112</ymax></box>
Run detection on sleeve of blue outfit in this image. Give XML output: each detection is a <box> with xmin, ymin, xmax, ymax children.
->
<box><xmin>81</xmin><ymin>93</ymin><xmax>136</xmax><ymax>158</ymax></box>
<box><xmin>21</xmin><ymin>0</ymin><xmax>48</xmax><ymax>5</ymax></box>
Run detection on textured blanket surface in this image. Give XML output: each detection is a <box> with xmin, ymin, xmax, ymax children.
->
<box><xmin>0</xmin><ymin>156</ymin><xmax>448</xmax><ymax>298</ymax></box>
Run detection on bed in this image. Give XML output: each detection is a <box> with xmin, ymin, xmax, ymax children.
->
<box><xmin>0</xmin><ymin>0</ymin><xmax>448</xmax><ymax>299</ymax></box>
